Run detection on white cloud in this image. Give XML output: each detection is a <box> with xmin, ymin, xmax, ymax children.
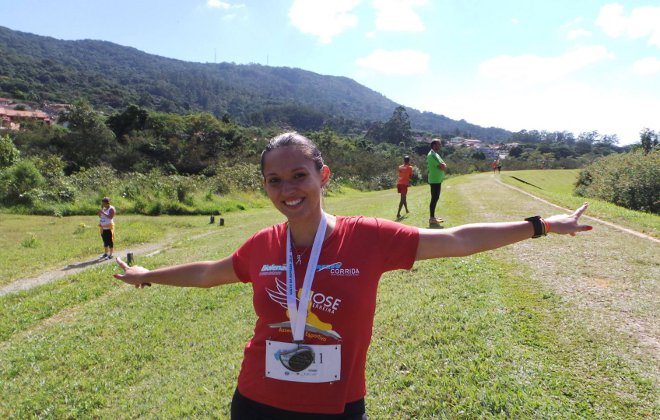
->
<box><xmin>511</xmin><ymin>18</ymin><xmax>520</xmax><ymax>25</ymax></box>
<box><xmin>632</xmin><ymin>57</ymin><xmax>660</xmax><ymax>75</ymax></box>
<box><xmin>356</xmin><ymin>49</ymin><xmax>429</xmax><ymax>75</ymax></box>
<box><xmin>479</xmin><ymin>46</ymin><xmax>613</xmax><ymax>83</ymax></box>
<box><xmin>207</xmin><ymin>0</ymin><xmax>244</xmax><ymax>10</ymax></box>
<box><xmin>372</xmin><ymin>0</ymin><xmax>427</xmax><ymax>32</ymax></box>
<box><xmin>416</xmin><ymin>81</ymin><xmax>658</xmax><ymax>144</ymax></box>
<box><xmin>566</xmin><ymin>28</ymin><xmax>592</xmax><ymax>40</ymax></box>
<box><xmin>597</xmin><ymin>3</ymin><xmax>660</xmax><ymax>47</ymax></box>
<box><xmin>289</xmin><ymin>0</ymin><xmax>360</xmax><ymax>44</ymax></box>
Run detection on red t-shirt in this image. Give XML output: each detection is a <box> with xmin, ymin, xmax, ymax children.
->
<box><xmin>232</xmin><ymin>216</ymin><xmax>419</xmax><ymax>414</ymax></box>
<box><xmin>397</xmin><ymin>164</ymin><xmax>413</xmax><ymax>186</ymax></box>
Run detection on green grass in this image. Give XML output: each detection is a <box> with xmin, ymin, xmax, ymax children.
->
<box><xmin>0</xmin><ymin>214</ymin><xmax>220</xmax><ymax>286</ymax></box>
<box><xmin>1</xmin><ymin>173</ymin><xmax>657</xmax><ymax>418</ymax></box>
<box><xmin>500</xmin><ymin>169</ymin><xmax>659</xmax><ymax>237</ymax></box>
<box><xmin>369</xmin><ymin>255</ymin><xmax>655</xmax><ymax>418</ymax></box>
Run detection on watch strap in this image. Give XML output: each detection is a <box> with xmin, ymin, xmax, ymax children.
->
<box><xmin>525</xmin><ymin>215</ymin><xmax>546</xmax><ymax>238</ymax></box>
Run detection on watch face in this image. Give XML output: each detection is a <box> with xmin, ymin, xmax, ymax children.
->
<box><xmin>279</xmin><ymin>345</ymin><xmax>315</xmax><ymax>372</ymax></box>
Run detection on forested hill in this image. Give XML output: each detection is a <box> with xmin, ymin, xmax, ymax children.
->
<box><xmin>0</xmin><ymin>25</ymin><xmax>510</xmax><ymax>140</ymax></box>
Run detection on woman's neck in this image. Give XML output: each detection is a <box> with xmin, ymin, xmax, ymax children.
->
<box><xmin>288</xmin><ymin>212</ymin><xmax>335</xmax><ymax>247</ymax></box>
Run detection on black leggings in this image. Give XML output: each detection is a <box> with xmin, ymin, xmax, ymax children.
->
<box><xmin>429</xmin><ymin>183</ymin><xmax>442</xmax><ymax>218</ymax></box>
<box><xmin>101</xmin><ymin>229</ymin><xmax>113</xmax><ymax>248</ymax></box>
<box><xmin>231</xmin><ymin>388</ymin><xmax>367</xmax><ymax>420</ymax></box>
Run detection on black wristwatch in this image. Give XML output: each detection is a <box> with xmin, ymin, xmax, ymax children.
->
<box><xmin>525</xmin><ymin>215</ymin><xmax>546</xmax><ymax>238</ymax></box>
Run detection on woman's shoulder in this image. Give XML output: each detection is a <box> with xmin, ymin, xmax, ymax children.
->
<box><xmin>253</xmin><ymin>221</ymin><xmax>286</xmax><ymax>238</ymax></box>
<box><xmin>335</xmin><ymin>215</ymin><xmax>407</xmax><ymax>231</ymax></box>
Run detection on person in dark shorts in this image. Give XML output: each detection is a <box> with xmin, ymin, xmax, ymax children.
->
<box><xmin>98</xmin><ymin>197</ymin><xmax>116</xmax><ymax>260</ymax></box>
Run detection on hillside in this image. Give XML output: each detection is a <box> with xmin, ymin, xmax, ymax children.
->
<box><xmin>0</xmin><ymin>25</ymin><xmax>510</xmax><ymax>140</ymax></box>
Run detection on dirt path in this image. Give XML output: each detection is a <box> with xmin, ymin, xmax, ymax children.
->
<box><xmin>497</xmin><ymin>179</ymin><xmax>660</xmax><ymax>243</ymax></box>
<box><xmin>0</xmin><ymin>230</ymin><xmax>221</xmax><ymax>297</ymax></box>
<box><xmin>452</xmin><ymin>173</ymin><xmax>659</xmax><ymax>374</ymax></box>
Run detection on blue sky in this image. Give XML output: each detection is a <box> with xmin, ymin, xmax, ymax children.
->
<box><xmin>1</xmin><ymin>0</ymin><xmax>659</xmax><ymax>144</ymax></box>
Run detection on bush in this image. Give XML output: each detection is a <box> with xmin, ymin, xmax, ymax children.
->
<box><xmin>0</xmin><ymin>134</ymin><xmax>20</xmax><ymax>168</ymax></box>
<box><xmin>575</xmin><ymin>150</ymin><xmax>659</xmax><ymax>213</ymax></box>
<box><xmin>0</xmin><ymin>159</ymin><xmax>46</xmax><ymax>205</ymax></box>
<box><xmin>213</xmin><ymin>163</ymin><xmax>262</xmax><ymax>192</ymax></box>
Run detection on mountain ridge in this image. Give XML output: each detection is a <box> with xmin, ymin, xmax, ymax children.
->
<box><xmin>0</xmin><ymin>25</ymin><xmax>511</xmax><ymax>141</ymax></box>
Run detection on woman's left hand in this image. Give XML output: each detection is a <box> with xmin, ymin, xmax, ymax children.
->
<box><xmin>545</xmin><ymin>203</ymin><xmax>593</xmax><ymax>236</ymax></box>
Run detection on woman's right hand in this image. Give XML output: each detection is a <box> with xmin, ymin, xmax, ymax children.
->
<box><xmin>114</xmin><ymin>257</ymin><xmax>152</xmax><ymax>288</ymax></box>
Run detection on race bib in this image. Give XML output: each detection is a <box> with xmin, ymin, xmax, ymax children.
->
<box><xmin>265</xmin><ymin>340</ymin><xmax>341</xmax><ymax>383</ymax></box>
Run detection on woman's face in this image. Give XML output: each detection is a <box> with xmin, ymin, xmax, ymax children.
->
<box><xmin>262</xmin><ymin>146</ymin><xmax>330</xmax><ymax>223</ymax></box>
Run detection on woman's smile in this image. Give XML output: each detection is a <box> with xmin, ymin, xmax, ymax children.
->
<box><xmin>284</xmin><ymin>198</ymin><xmax>304</xmax><ymax>207</ymax></box>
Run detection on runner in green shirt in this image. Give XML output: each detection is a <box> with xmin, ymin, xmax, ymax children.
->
<box><xmin>427</xmin><ymin>139</ymin><xmax>446</xmax><ymax>226</ymax></box>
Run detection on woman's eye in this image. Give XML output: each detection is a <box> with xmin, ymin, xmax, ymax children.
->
<box><xmin>294</xmin><ymin>173</ymin><xmax>306</xmax><ymax>179</ymax></box>
<box><xmin>267</xmin><ymin>178</ymin><xmax>281</xmax><ymax>184</ymax></box>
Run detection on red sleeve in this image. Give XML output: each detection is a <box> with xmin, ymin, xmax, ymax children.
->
<box><xmin>375</xmin><ymin>218</ymin><xmax>419</xmax><ymax>272</ymax></box>
<box><xmin>232</xmin><ymin>232</ymin><xmax>257</xmax><ymax>283</ymax></box>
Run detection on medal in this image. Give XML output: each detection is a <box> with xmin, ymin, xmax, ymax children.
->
<box><xmin>281</xmin><ymin>213</ymin><xmax>328</xmax><ymax>372</ymax></box>
<box><xmin>278</xmin><ymin>345</ymin><xmax>315</xmax><ymax>372</ymax></box>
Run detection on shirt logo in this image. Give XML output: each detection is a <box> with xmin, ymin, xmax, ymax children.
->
<box><xmin>259</xmin><ymin>262</ymin><xmax>360</xmax><ymax>277</ymax></box>
<box><xmin>266</xmin><ymin>278</ymin><xmax>342</xmax><ymax>340</ymax></box>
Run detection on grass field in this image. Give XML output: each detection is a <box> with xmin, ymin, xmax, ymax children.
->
<box><xmin>0</xmin><ymin>214</ymin><xmax>217</xmax><ymax>286</ymax></box>
<box><xmin>500</xmin><ymin>169</ymin><xmax>659</xmax><ymax>238</ymax></box>
<box><xmin>1</xmin><ymin>170</ymin><xmax>658</xmax><ymax>418</ymax></box>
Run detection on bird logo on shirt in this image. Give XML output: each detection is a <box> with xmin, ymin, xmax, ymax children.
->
<box><xmin>266</xmin><ymin>278</ymin><xmax>342</xmax><ymax>340</ymax></box>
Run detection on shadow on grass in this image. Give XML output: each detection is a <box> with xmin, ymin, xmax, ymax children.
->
<box><xmin>63</xmin><ymin>258</ymin><xmax>104</xmax><ymax>271</ymax></box>
<box><xmin>509</xmin><ymin>176</ymin><xmax>543</xmax><ymax>189</ymax></box>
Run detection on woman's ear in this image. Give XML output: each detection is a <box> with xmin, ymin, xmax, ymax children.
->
<box><xmin>320</xmin><ymin>165</ymin><xmax>331</xmax><ymax>187</ymax></box>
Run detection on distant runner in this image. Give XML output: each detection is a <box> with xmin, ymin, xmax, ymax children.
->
<box><xmin>396</xmin><ymin>155</ymin><xmax>414</xmax><ymax>219</ymax></box>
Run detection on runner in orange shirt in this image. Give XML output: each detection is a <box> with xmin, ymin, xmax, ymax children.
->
<box><xmin>396</xmin><ymin>155</ymin><xmax>414</xmax><ymax>219</ymax></box>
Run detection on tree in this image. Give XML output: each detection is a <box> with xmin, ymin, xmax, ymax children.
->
<box><xmin>55</xmin><ymin>99</ymin><xmax>117</xmax><ymax>172</ymax></box>
<box><xmin>640</xmin><ymin>128</ymin><xmax>658</xmax><ymax>154</ymax></box>
<box><xmin>0</xmin><ymin>134</ymin><xmax>20</xmax><ymax>169</ymax></box>
<box><xmin>383</xmin><ymin>106</ymin><xmax>413</xmax><ymax>146</ymax></box>
<box><xmin>508</xmin><ymin>145</ymin><xmax>523</xmax><ymax>158</ymax></box>
<box><xmin>106</xmin><ymin>105</ymin><xmax>149</xmax><ymax>139</ymax></box>
<box><xmin>0</xmin><ymin>159</ymin><xmax>45</xmax><ymax>205</ymax></box>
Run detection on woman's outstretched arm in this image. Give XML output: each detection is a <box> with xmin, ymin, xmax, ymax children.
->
<box><xmin>113</xmin><ymin>256</ymin><xmax>240</xmax><ymax>288</ymax></box>
<box><xmin>416</xmin><ymin>203</ymin><xmax>592</xmax><ymax>261</ymax></box>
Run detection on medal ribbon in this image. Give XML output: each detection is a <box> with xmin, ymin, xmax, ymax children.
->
<box><xmin>286</xmin><ymin>213</ymin><xmax>327</xmax><ymax>343</ymax></box>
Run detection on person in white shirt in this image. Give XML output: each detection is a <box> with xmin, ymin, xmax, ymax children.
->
<box><xmin>98</xmin><ymin>197</ymin><xmax>116</xmax><ymax>260</ymax></box>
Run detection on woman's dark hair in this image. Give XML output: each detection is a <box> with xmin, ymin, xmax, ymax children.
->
<box><xmin>260</xmin><ymin>132</ymin><xmax>324</xmax><ymax>174</ymax></box>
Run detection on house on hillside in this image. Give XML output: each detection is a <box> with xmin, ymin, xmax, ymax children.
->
<box><xmin>0</xmin><ymin>107</ymin><xmax>51</xmax><ymax>130</ymax></box>
<box><xmin>449</xmin><ymin>137</ymin><xmax>483</xmax><ymax>148</ymax></box>
<box><xmin>42</xmin><ymin>103</ymin><xmax>71</xmax><ymax>120</ymax></box>
<box><xmin>0</xmin><ymin>98</ymin><xmax>12</xmax><ymax>106</ymax></box>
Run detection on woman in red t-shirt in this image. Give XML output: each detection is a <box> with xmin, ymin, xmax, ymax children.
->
<box><xmin>115</xmin><ymin>132</ymin><xmax>592</xmax><ymax>419</ymax></box>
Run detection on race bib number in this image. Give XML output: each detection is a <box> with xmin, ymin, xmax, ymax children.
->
<box><xmin>265</xmin><ymin>340</ymin><xmax>341</xmax><ymax>383</ymax></box>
